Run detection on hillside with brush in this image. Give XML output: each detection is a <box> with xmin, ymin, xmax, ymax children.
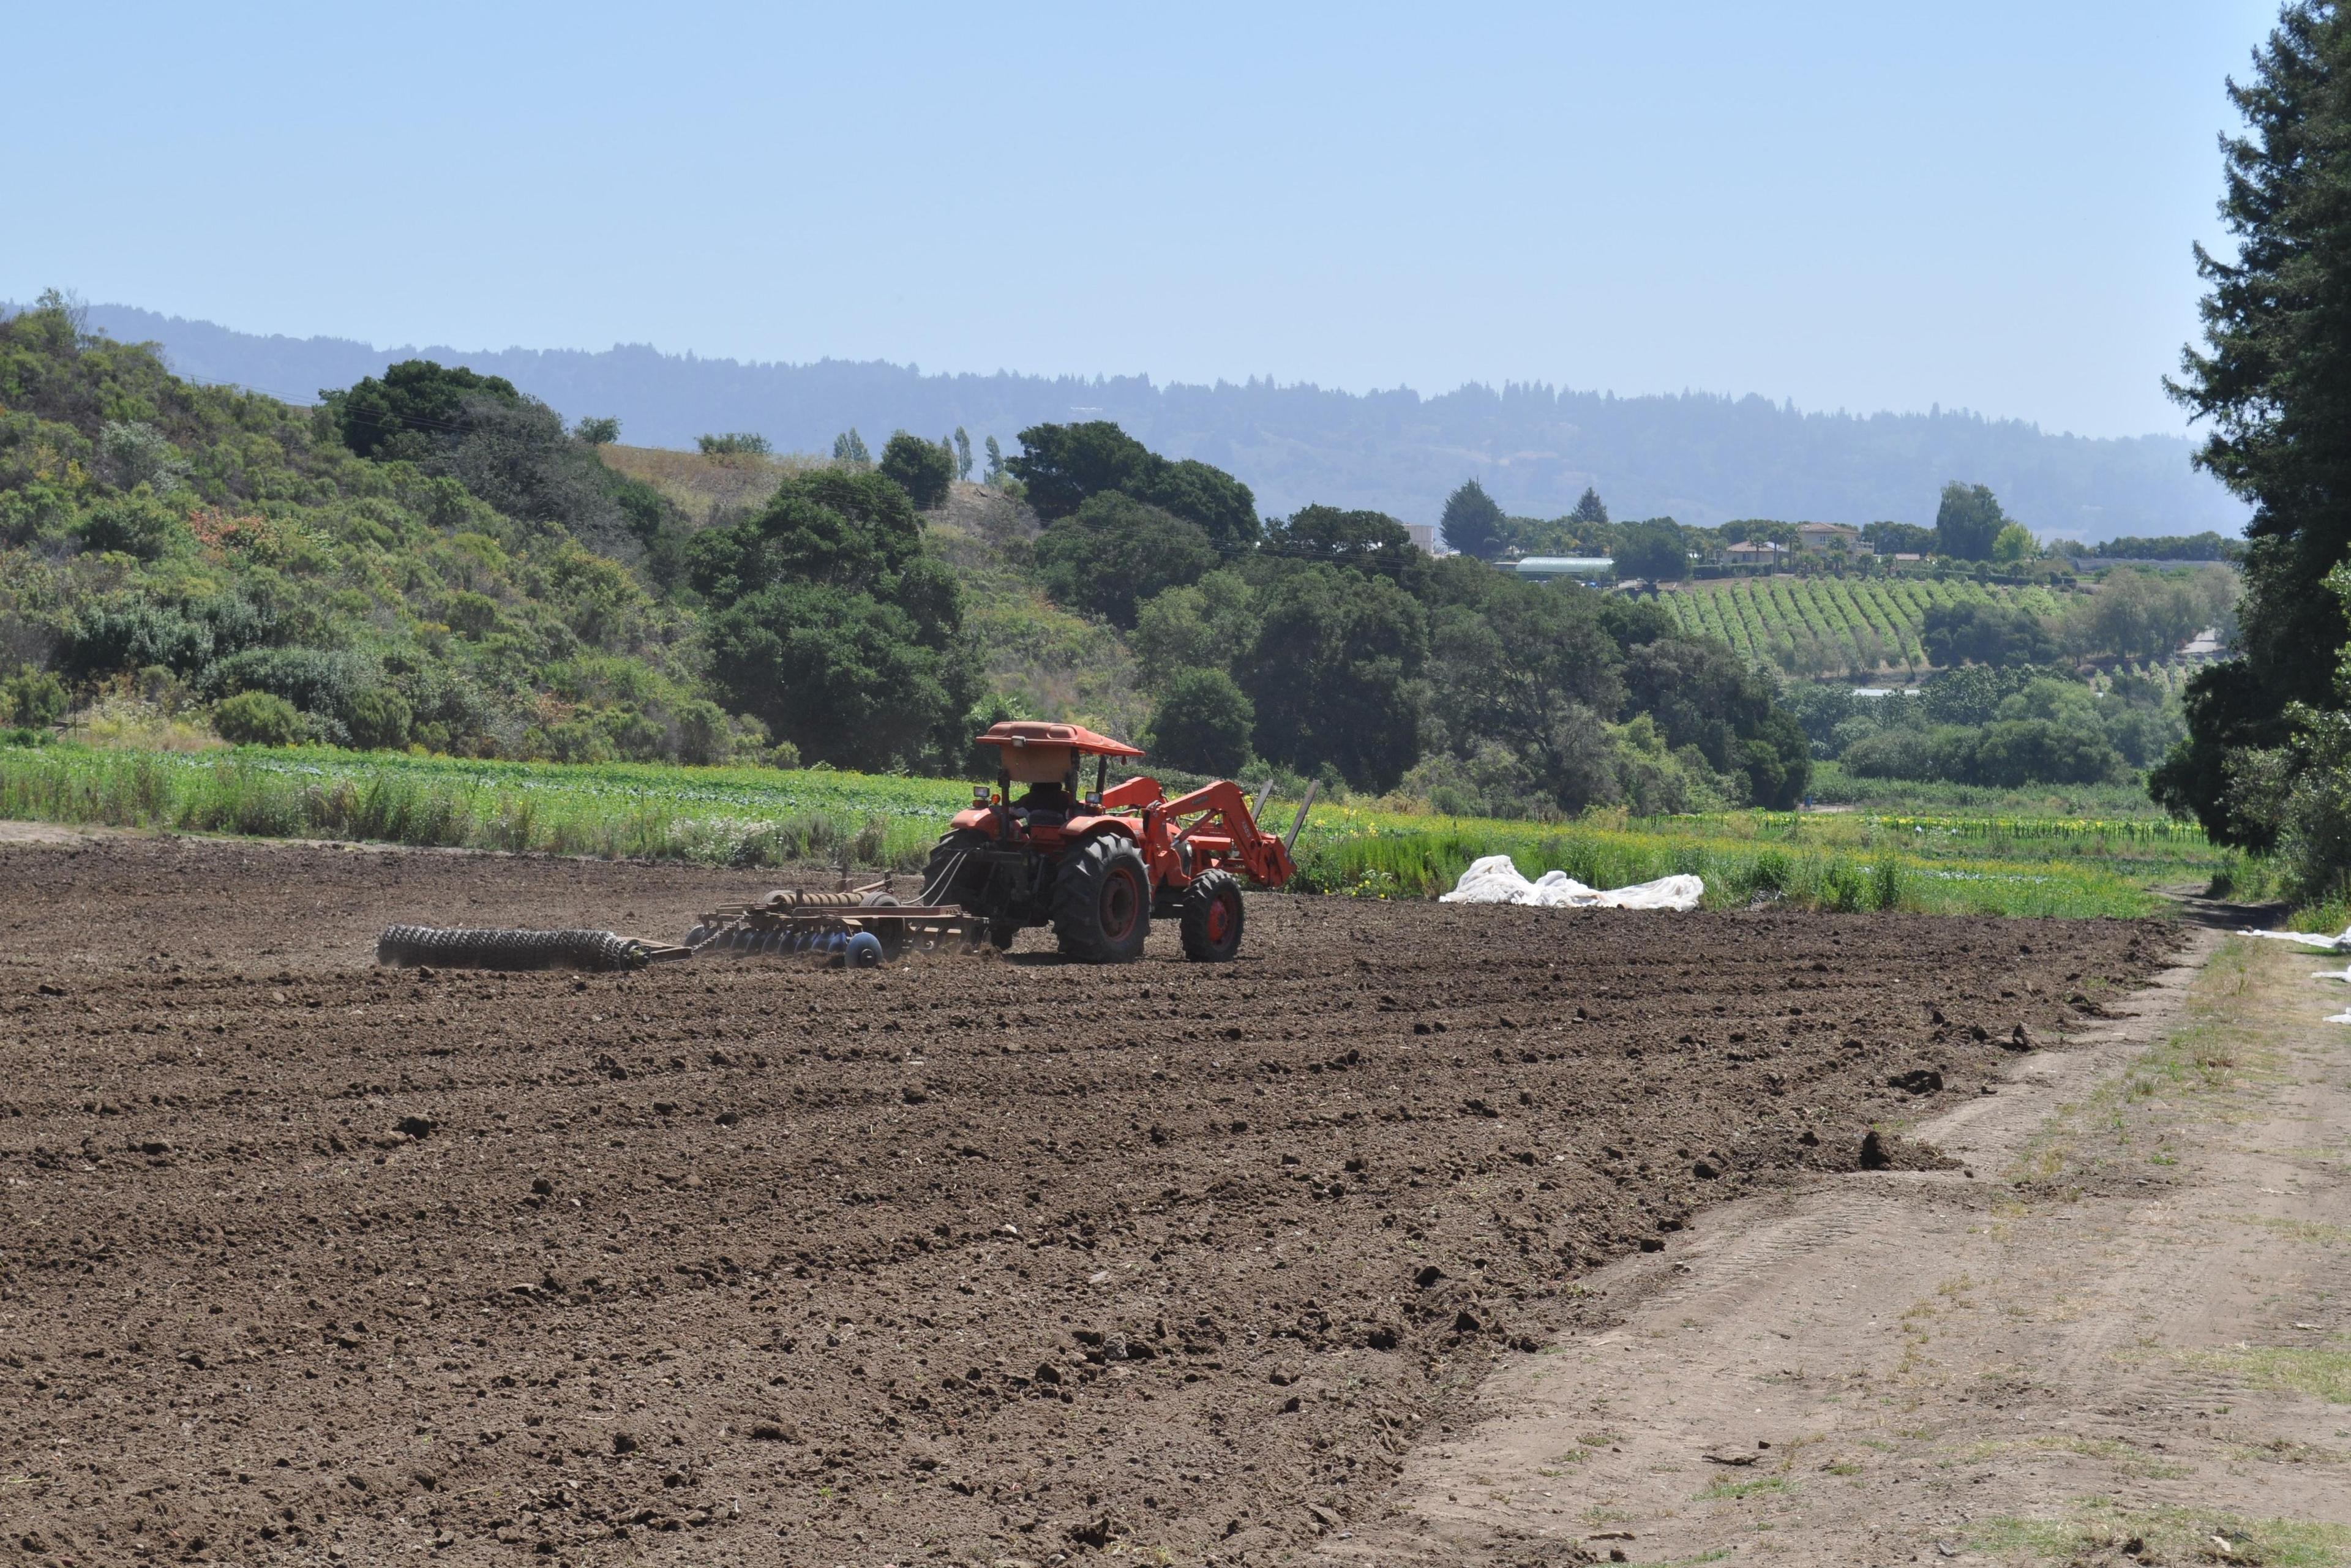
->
<box><xmin>0</xmin><ymin>301</ymin><xmax>746</xmax><ymax>765</ymax></box>
<box><xmin>0</xmin><ymin>295</ymin><xmax>1827</xmax><ymax>819</ymax></box>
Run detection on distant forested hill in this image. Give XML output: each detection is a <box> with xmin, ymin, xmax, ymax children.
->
<box><xmin>77</xmin><ymin>302</ymin><xmax>2243</xmax><ymax>539</ymax></box>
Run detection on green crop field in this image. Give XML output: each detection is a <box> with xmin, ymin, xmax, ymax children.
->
<box><xmin>1662</xmin><ymin>575</ymin><xmax>2070</xmax><ymax>677</ymax></box>
<box><xmin>0</xmin><ymin>743</ymin><xmax>2219</xmax><ymax>920</ymax></box>
<box><xmin>1803</xmin><ymin>760</ymin><xmax>2181</xmax><ymax>817</ymax></box>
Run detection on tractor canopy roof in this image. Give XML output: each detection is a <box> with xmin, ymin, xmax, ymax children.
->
<box><xmin>973</xmin><ymin>720</ymin><xmax>1145</xmax><ymax>759</ymax></box>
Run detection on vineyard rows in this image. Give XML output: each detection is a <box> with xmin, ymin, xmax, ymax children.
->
<box><xmin>1661</xmin><ymin>577</ymin><xmax>2068</xmax><ymax>677</ymax></box>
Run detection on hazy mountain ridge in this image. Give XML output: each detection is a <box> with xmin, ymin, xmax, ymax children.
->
<box><xmin>76</xmin><ymin>302</ymin><xmax>2243</xmax><ymax>539</ymax></box>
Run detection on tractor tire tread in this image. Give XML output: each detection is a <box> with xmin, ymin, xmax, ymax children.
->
<box><xmin>1051</xmin><ymin>835</ymin><xmax>1151</xmax><ymax>963</ymax></box>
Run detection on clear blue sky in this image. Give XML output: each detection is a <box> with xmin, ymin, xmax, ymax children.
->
<box><xmin>3</xmin><ymin>1</ymin><xmax>2281</xmax><ymax>438</ymax></box>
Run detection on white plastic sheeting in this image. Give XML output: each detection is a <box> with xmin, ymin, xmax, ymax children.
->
<box><xmin>1439</xmin><ymin>855</ymin><xmax>1705</xmax><ymax>912</ymax></box>
<box><xmin>2241</xmin><ymin>925</ymin><xmax>2351</xmax><ymax>952</ymax></box>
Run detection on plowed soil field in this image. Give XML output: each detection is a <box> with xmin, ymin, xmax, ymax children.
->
<box><xmin>0</xmin><ymin>834</ymin><xmax>2179</xmax><ymax>1566</ymax></box>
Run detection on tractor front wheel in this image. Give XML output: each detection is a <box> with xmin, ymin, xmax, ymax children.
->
<box><xmin>1051</xmin><ymin>836</ymin><xmax>1151</xmax><ymax>962</ymax></box>
<box><xmin>1179</xmin><ymin>869</ymin><xmax>1245</xmax><ymax>962</ymax></box>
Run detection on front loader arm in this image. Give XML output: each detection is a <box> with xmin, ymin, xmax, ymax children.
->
<box><xmin>1158</xmin><ymin>779</ymin><xmax>1298</xmax><ymax>889</ymax></box>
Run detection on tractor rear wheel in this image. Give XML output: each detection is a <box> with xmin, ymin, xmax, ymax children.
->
<box><xmin>921</xmin><ymin>827</ymin><xmax>992</xmax><ymax>910</ymax></box>
<box><xmin>1051</xmin><ymin>836</ymin><xmax>1151</xmax><ymax>962</ymax></box>
<box><xmin>1179</xmin><ymin>870</ymin><xmax>1245</xmax><ymax>961</ymax></box>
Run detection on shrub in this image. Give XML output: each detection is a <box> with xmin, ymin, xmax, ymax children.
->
<box><xmin>2</xmin><ymin>669</ymin><xmax>68</xmax><ymax>727</ymax></box>
<box><xmin>204</xmin><ymin>647</ymin><xmax>377</xmax><ymax>723</ymax></box>
<box><xmin>698</xmin><ymin>432</ymin><xmax>772</xmax><ymax>457</ymax></box>
<box><xmin>343</xmin><ymin>688</ymin><xmax>413</xmax><ymax>751</ymax></box>
<box><xmin>59</xmin><ymin>599</ymin><xmax>212</xmax><ymax>678</ymax></box>
<box><xmin>96</xmin><ymin>421</ymin><xmax>187</xmax><ymax>492</ymax></box>
<box><xmin>444</xmin><ymin>591</ymin><xmax>500</xmax><ymax>638</ymax></box>
<box><xmin>674</xmin><ymin>699</ymin><xmax>735</xmax><ymax>767</ymax></box>
<box><xmin>73</xmin><ymin>493</ymin><xmax>187</xmax><ymax>560</ymax></box>
<box><xmin>1841</xmin><ymin>726</ymin><xmax>1949</xmax><ymax>781</ymax></box>
<box><xmin>213</xmin><ymin>691</ymin><xmax>305</xmax><ymax>746</ymax></box>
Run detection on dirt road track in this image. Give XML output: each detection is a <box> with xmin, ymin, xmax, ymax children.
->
<box><xmin>1335</xmin><ymin>931</ymin><xmax>2351</xmax><ymax>1567</ymax></box>
<box><xmin>0</xmin><ymin>833</ymin><xmax>2177</xmax><ymax>1566</ymax></box>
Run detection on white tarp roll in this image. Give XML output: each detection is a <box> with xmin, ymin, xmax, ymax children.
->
<box><xmin>1438</xmin><ymin>855</ymin><xmax>1704</xmax><ymax>912</ymax></box>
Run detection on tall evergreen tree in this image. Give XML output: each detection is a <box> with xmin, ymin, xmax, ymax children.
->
<box><xmin>983</xmin><ymin>435</ymin><xmax>1005</xmax><ymax>484</ymax></box>
<box><xmin>1570</xmin><ymin>487</ymin><xmax>1609</xmax><ymax>527</ymax></box>
<box><xmin>953</xmin><ymin>427</ymin><xmax>973</xmax><ymax>480</ymax></box>
<box><xmin>1439</xmin><ymin>478</ymin><xmax>1509</xmax><ymax>560</ymax></box>
<box><xmin>2155</xmin><ymin>1</ymin><xmax>2351</xmax><ymax>846</ymax></box>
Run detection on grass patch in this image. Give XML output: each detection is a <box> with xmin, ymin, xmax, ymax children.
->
<box><xmin>2181</xmin><ymin>1346</ymin><xmax>2351</xmax><ymax>1405</ymax></box>
<box><xmin>1804</xmin><ymin>759</ymin><xmax>2200</xmax><ymax>819</ymax></box>
<box><xmin>2231</xmin><ymin>1438</ymin><xmax>2350</xmax><ymax>1466</ymax></box>
<box><xmin>2229</xmin><ymin>1215</ymin><xmax>2351</xmax><ymax>1247</ymax></box>
<box><xmin>1694</xmin><ymin>1474</ymin><xmax>1793</xmax><ymax>1502</ymax></box>
<box><xmin>1959</xmin><ymin>1433</ymin><xmax>2189</xmax><ymax>1479</ymax></box>
<box><xmin>2289</xmin><ymin>896</ymin><xmax>2351</xmax><ymax>936</ymax></box>
<box><xmin>2007</xmin><ymin>937</ymin><xmax>2276</xmax><ymax>1195</ymax></box>
<box><xmin>0</xmin><ymin>745</ymin><xmax>967</xmax><ymax>870</ymax></box>
<box><xmin>1971</xmin><ymin>1502</ymin><xmax>2351</xmax><ymax>1566</ymax></box>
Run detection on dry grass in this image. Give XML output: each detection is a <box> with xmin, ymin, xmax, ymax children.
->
<box><xmin>598</xmin><ymin>443</ymin><xmax>833</xmax><ymax>524</ymax></box>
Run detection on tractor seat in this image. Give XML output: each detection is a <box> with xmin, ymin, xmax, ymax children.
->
<box><xmin>1015</xmin><ymin>786</ymin><xmax>1073</xmax><ymax>827</ymax></box>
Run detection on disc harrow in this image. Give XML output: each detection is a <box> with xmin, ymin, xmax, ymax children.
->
<box><xmin>376</xmin><ymin>883</ymin><xmax>989</xmax><ymax>975</ymax></box>
<box><xmin>681</xmin><ymin>884</ymin><xmax>989</xmax><ymax>965</ymax></box>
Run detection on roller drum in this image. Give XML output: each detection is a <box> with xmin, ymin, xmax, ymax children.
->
<box><xmin>376</xmin><ymin>925</ymin><xmax>650</xmax><ymax>973</ymax></box>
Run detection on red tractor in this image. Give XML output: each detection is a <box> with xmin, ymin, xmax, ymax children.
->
<box><xmin>921</xmin><ymin>721</ymin><xmax>1315</xmax><ymax>962</ymax></box>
